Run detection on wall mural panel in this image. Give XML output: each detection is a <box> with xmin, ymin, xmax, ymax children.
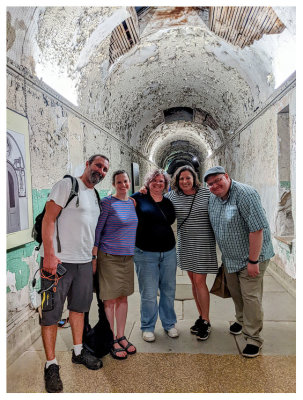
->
<box><xmin>7</xmin><ymin>109</ymin><xmax>33</xmax><ymax>249</ymax></box>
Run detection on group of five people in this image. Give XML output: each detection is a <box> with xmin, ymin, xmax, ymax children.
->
<box><xmin>40</xmin><ymin>154</ymin><xmax>274</xmax><ymax>393</ymax></box>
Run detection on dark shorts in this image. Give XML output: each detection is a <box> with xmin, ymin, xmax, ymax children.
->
<box><xmin>40</xmin><ymin>261</ymin><xmax>93</xmax><ymax>326</ymax></box>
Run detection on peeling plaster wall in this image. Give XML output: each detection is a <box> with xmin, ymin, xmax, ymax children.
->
<box><xmin>6</xmin><ymin>64</ymin><xmax>155</xmax><ymax>365</ymax></box>
<box><xmin>7</xmin><ymin>6</ymin><xmax>294</xmax><ymax>179</ymax></box>
<box><xmin>7</xmin><ymin>6</ymin><xmax>130</xmax><ymax>104</ymax></box>
<box><xmin>204</xmin><ymin>81</ymin><xmax>296</xmax><ymax>282</ymax></box>
<box><xmin>147</xmin><ymin>120</ymin><xmax>222</xmax><ymax>165</ymax></box>
<box><xmin>35</xmin><ymin>7</ymin><xmax>129</xmax><ymax>74</ymax></box>
<box><xmin>77</xmin><ymin>7</ymin><xmax>288</xmax><ymax>155</ymax></box>
<box><xmin>87</xmin><ymin>26</ymin><xmax>257</xmax><ymax>151</ymax></box>
<box><xmin>7</xmin><ymin>7</ymin><xmax>44</xmax><ymax>74</ymax></box>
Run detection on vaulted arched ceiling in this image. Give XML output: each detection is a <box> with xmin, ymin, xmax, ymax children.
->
<box><xmin>7</xmin><ymin>6</ymin><xmax>296</xmax><ymax>171</ymax></box>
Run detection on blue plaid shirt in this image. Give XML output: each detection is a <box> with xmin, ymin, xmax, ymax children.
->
<box><xmin>208</xmin><ymin>180</ymin><xmax>274</xmax><ymax>273</ymax></box>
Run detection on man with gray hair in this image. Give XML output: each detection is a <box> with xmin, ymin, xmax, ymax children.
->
<box><xmin>40</xmin><ymin>154</ymin><xmax>109</xmax><ymax>392</ymax></box>
<box><xmin>204</xmin><ymin>166</ymin><xmax>274</xmax><ymax>358</ymax></box>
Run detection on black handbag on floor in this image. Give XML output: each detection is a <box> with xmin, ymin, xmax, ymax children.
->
<box><xmin>83</xmin><ymin>275</ymin><xmax>113</xmax><ymax>358</ymax></box>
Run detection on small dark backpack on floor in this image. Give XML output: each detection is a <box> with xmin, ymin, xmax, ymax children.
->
<box><xmin>83</xmin><ymin>275</ymin><xmax>113</xmax><ymax>358</ymax></box>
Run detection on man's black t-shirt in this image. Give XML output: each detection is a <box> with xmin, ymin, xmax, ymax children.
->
<box><xmin>131</xmin><ymin>192</ymin><xmax>176</xmax><ymax>252</ymax></box>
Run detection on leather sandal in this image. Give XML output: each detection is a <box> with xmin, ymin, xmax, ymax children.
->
<box><xmin>117</xmin><ymin>336</ymin><xmax>137</xmax><ymax>355</ymax></box>
<box><xmin>109</xmin><ymin>339</ymin><xmax>127</xmax><ymax>360</ymax></box>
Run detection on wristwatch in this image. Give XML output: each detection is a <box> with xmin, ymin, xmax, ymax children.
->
<box><xmin>92</xmin><ymin>255</ymin><xmax>97</xmax><ymax>260</ymax></box>
<box><xmin>248</xmin><ymin>259</ymin><xmax>259</xmax><ymax>264</ymax></box>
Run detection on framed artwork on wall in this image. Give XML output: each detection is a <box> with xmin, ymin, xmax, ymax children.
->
<box><xmin>7</xmin><ymin>108</ymin><xmax>33</xmax><ymax>249</ymax></box>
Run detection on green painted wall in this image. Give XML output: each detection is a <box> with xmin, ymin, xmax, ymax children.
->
<box><xmin>7</xmin><ymin>189</ymin><xmax>50</xmax><ymax>292</ymax></box>
<box><xmin>32</xmin><ymin>189</ymin><xmax>51</xmax><ymax>219</ymax></box>
<box><xmin>7</xmin><ymin>244</ymin><xmax>35</xmax><ymax>291</ymax></box>
<box><xmin>99</xmin><ymin>189</ymin><xmax>111</xmax><ymax>198</ymax></box>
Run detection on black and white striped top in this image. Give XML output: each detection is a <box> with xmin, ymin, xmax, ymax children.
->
<box><xmin>165</xmin><ymin>187</ymin><xmax>218</xmax><ymax>274</ymax></box>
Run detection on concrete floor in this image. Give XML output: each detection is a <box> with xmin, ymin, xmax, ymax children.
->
<box><xmin>7</xmin><ymin>269</ymin><xmax>296</xmax><ymax>393</ymax></box>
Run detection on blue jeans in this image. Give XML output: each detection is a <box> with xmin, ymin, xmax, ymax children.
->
<box><xmin>134</xmin><ymin>246</ymin><xmax>177</xmax><ymax>332</ymax></box>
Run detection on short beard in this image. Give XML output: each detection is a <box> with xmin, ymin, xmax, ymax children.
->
<box><xmin>89</xmin><ymin>171</ymin><xmax>104</xmax><ymax>185</ymax></box>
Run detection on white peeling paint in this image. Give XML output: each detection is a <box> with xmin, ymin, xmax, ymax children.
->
<box><xmin>119</xmin><ymin>43</ymin><xmax>158</xmax><ymax>69</ymax></box>
<box><xmin>7</xmin><ymin>271</ymin><xmax>17</xmax><ymax>293</ymax></box>
<box><xmin>76</xmin><ymin>7</ymin><xmax>130</xmax><ymax>70</ymax></box>
<box><xmin>273</xmin><ymin>6</ymin><xmax>296</xmax><ymax>36</ymax></box>
<box><xmin>248</xmin><ymin>27</ymin><xmax>296</xmax><ymax>90</ymax></box>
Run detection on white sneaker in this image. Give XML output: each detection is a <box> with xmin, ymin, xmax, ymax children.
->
<box><xmin>142</xmin><ymin>331</ymin><xmax>155</xmax><ymax>342</ymax></box>
<box><xmin>166</xmin><ymin>327</ymin><xmax>179</xmax><ymax>338</ymax></box>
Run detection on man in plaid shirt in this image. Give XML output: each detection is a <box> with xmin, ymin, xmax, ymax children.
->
<box><xmin>204</xmin><ymin>166</ymin><xmax>274</xmax><ymax>358</ymax></box>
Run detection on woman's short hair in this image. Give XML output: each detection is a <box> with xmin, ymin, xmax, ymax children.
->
<box><xmin>170</xmin><ymin>165</ymin><xmax>201</xmax><ymax>193</ymax></box>
<box><xmin>112</xmin><ymin>169</ymin><xmax>130</xmax><ymax>185</ymax></box>
<box><xmin>144</xmin><ymin>168</ymin><xmax>170</xmax><ymax>193</ymax></box>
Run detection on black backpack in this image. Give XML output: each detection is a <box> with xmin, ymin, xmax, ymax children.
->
<box><xmin>83</xmin><ymin>275</ymin><xmax>113</xmax><ymax>358</ymax></box>
<box><xmin>32</xmin><ymin>175</ymin><xmax>100</xmax><ymax>251</ymax></box>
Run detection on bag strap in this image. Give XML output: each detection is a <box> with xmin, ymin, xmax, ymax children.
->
<box><xmin>149</xmin><ymin>193</ymin><xmax>169</xmax><ymax>224</ymax></box>
<box><xmin>56</xmin><ymin>176</ymin><xmax>79</xmax><ymax>253</ymax></box>
<box><xmin>64</xmin><ymin>175</ymin><xmax>79</xmax><ymax>207</ymax></box>
<box><xmin>177</xmin><ymin>190</ymin><xmax>197</xmax><ymax>231</ymax></box>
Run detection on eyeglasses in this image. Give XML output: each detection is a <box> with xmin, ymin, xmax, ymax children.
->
<box><xmin>207</xmin><ymin>176</ymin><xmax>224</xmax><ymax>187</ymax></box>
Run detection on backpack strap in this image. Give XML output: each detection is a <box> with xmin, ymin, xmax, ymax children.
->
<box><xmin>56</xmin><ymin>176</ymin><xmax>79</xmax><ymax>252</ymax></box>
<box><xmin>94</xmin><ymin>188</ymin><xmax>102</xmax><ymax>212</ymax></box>
<box><xmin>64</xmin><ymin>175</ymin><xmax>79</xmax><ymax>208</ymax></box>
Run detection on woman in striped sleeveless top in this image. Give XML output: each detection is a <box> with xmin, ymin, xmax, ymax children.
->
<box><xmin>166</xmin><ymin>165</ymin><xmax>218</xmax><ymax>341</ymax></box>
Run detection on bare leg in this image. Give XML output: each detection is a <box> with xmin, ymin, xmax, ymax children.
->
<box><xmin>41</xmin><ymin>325</ymin><xmax>58</xmax><ymax>361</ymax></box>
<box><xmin>104</xmin><ymin>299</ymin><xmax>115</xmax><ymax>336</ymax></box>
<box><xmin>187</xmin><ymin>271</ymin><xmax>203</xmax><ymax>317</ymax></box>
<box><xmin>69</xmin><ymin>311</ymin><xmax>84</xmax><ymax>345</ymax></box>
<box><xmin>116</xmin><ymin>296</ymin><xmax>136</xmax><ymax>353</ymax></box>
<box><xmin>192</xmin><ymin>273</ymin><xmax>210</xmax><ymax>322</ymax></box>
<box><xmin>115</xmin><ymin>296</ymin><xmax>127</xmax><ymax>338</ymax></box>
<box><xmin>104</xmin><ymin>298</ymin><xmax>127</xmax><ymax>358</ymax></box>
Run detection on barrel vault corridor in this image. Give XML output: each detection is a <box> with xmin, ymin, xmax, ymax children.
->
<box><xmin>6</xmin><ymin>5</ymin><xmax>296</xmax><ymax>395</ymax></box>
